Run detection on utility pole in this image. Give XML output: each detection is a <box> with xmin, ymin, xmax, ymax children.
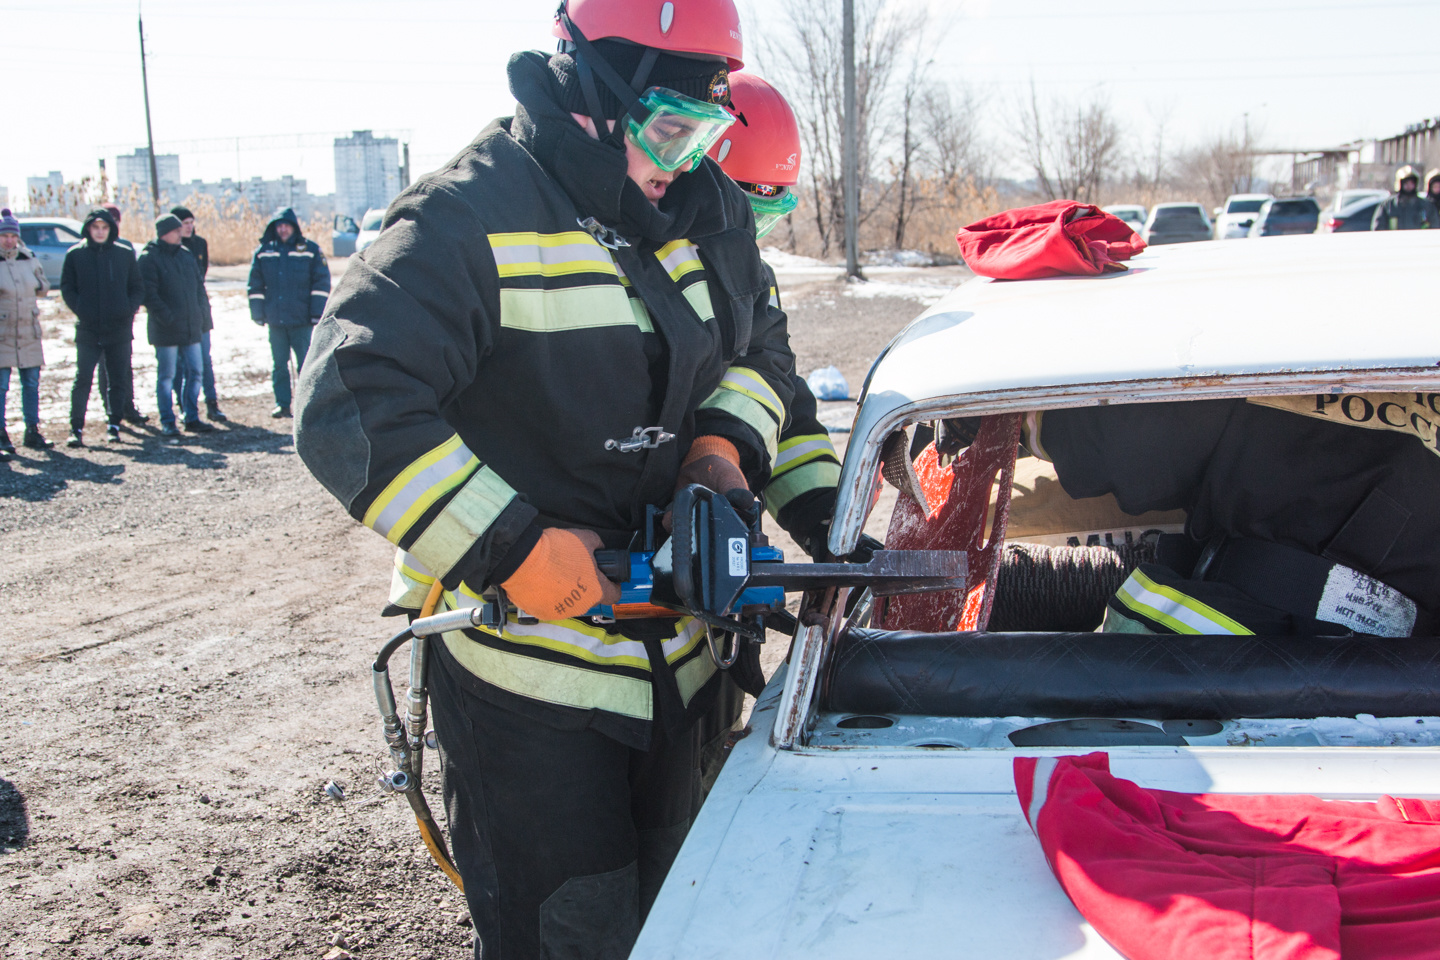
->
<box><xmin>842</xmin><ymin>0</ymin><xmax>863</xmax><ymax>280</ymax></box>
<box><xmin>139</xmin><ymin>11</ymin><xmax>161</xmax><ymax>214</ymax></box>
<box><xmin>402</xmin><ymin>142</ymin><xmax>412</xmax><ymax>189</ymax></box>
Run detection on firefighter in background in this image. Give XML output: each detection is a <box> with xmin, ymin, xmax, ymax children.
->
<box><xmin>710</xmin><ymin>72</ymin><xmax>850</xmax><ymax>566</ymax></box>
<box><xmin>1028</xmin><ymin>396</ymin><xmax>1440</xmax><ymax>639</ymax></box>
<box><xmin>1427</xmin><ymin>168</ymin><xmax>1440</xmax><ymax>210</ymax></box>
<box><xmin>293</xmin><ymin>1</ymin><xmax>797</xmax><ymax>956</ymax></box>
<box><xmin>1372</xmin><ymin>165</ymin><xmax>1440</xmax><ymax>230</ymax></box>
<box><xmin>695</xmin><ymin>72</ymin><xmax>857</xmax><ymax>789</ymax></box>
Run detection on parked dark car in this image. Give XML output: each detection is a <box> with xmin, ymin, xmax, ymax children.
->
<box><xmin>1318</xmin><ymin>195</ymin><xmax>1385</xmax><ymax>233</ymax></box>
<box><xmin>1140</xmin><ymin>202</ymin><xmax>1213</xmax><ymax>245</ymax></box>
<box><xmin>1248</xmin><ymin>197</ymin><xmax>1321</xmax><ymax>237</ymax></box>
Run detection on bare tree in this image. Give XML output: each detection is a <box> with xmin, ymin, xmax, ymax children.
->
<box><xmin>761</xmin><ymin>0</ymin><xmax>926</xmax><ymax>258</ymax></box>
<box><xmin>1173</xmin><ymin>124</ymin><xmax>1264</xmax><ymax>213</ymax></box>
<box><xmin>1013</xmin><ymin>81</ymin><xmax>1124</xmax><ymax>204</ymax></box>
<box><xmin>921</xmin><ymin>81</ymin><xmax>989</xmax><ymax>202</ymax></box>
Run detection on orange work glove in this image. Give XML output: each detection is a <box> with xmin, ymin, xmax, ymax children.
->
<box><xmin>675</xmin><ymin>436</ymin><xmax>748</xmax><ymax>495</ymax></box>
<box><xmin>500</xmin><ymin>528</ymin><xmax>621</xmax><ymax>621</ymax></box>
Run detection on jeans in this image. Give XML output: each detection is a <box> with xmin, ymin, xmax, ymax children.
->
<box><xmin>268</xmin><ymin>323</ymin><xmax>313</xmax><ymax>409</ymax></box>
<box><xmin>155</xmin><ymin>343</ymin><xmax>203</xmax><ymax>427</ymax></box>
<box><xmin>0</xmin><ymin>366</ymin><xmax>41</xmax><ymax>429</ymax></box>
<box><xmin>174</xmin><ymin>330</ymin><xmax>218</xmax><ymax>408</ymax></box>
<box><xmin>71</xmin><ymin>341</ymin><xmax>133</xmax><ymax>430</ymax></box>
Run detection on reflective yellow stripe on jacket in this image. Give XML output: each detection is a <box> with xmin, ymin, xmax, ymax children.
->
<box><xmin>765</xmin><ymin>432</ymin><xmax>842</xmax><ymax>517</ymax></box>
<box><xmin>699</xmin><ymin>366</ymin><xmax>785</xmax><ymax>463</ymax></box>
<box><xmin>438</xmin><ymin>584</ymin><xmax>716</xmax><ymax>720</ymax></box>
<box><xmin>1109</xmin><ymin>568</ymin><xmax>1254</xmax><ymax>635</ymax></box>
<box><xmin>362</xmin><ymin>434</ymin><xmax>519</xmax><ymax>580</ymax></box>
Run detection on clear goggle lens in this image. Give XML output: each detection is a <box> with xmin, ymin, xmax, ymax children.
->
<box><xmin>744</xmin><ymin>185</ymin><xmax>799</xmax><ymax>239</ymax></box>
<box><xmin>626</xmin><ymin>86</ymin><xmax>735</xmax><ymax>173</ymax></box>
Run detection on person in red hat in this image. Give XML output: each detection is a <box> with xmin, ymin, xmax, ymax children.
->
<box><xmin>293</xmin><ymin>2</ymin><xmax>796</xmax><ymax>956</ymax></box>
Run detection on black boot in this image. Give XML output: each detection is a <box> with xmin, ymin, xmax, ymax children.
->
<box><xmin>206</xmin><ymin>402</ymin><xmax>228</xmax><ymax>422</ymax></box>
<box><xmin>23</xmin><ymin>427</ymin><xmax>54</xmax><ymax>450</ymax></box>
<box><xmin>0</xmin><ymin>428</ymin><xmax>13</xmax><ymax>454</ymax></box>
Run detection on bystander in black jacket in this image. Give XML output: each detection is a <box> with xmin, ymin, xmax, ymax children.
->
<box><xmin>60</xmin><ymin>209</ymin><xmax>143</xmax><ymax>344</ymax></box>
<box><xmin>138</xmin><ymin>238</ymin><xmax>210</xmax><ymax>347</ymax></box>
<box><xmin>61</xmin><ymin>209</ymin><xmax>146</xmax><ymax>435</ymax></box>
<box><xmin>182</xmin><ymin>231</ymin><xmax>209</xmax><ymax>278</ymax></box>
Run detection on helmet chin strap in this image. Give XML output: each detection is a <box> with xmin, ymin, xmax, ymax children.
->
<box><xmin>559</xmin><ymin>6</ymin><xmax>656</xmax><ymax>150</ymax></box>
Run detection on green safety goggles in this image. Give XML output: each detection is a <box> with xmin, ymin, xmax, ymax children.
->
<box><xmin>742</xmin><ymin>183</ymin><xmax>800</xmax><ymax>239</ymax></box>
<box><xmin>626</xmin><ymin>87</ymin><xmax>736</xmax><ymax>173</ymax></box>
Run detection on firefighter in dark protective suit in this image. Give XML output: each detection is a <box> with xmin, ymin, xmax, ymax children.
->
<box><xmin>292</xmin><ymin>1</ymin><xmax>796</xmax><ymax>956</ymax></box>
<box><xmin>1372</xmin><ymin>165</ymin><xmax>1440</xmax><ymax>230</ymax></box>
<box><xmin>1029</xmin><ymin>395</ymin><xmax>1440</xmax><ymax>638</ymax></box>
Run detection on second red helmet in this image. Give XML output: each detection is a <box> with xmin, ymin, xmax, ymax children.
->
<box><xmin>709</xmin><ymin>72</ymin><xmax>801</xmax><ymax>187</ymax></box>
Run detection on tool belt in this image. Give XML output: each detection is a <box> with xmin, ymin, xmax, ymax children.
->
<box><xmin>1159</xmin><ymin>535</ymin><xmax>1420</xmax><ymax>638</ymax></box>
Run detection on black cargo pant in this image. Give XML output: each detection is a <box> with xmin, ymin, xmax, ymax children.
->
<box><xmin>72</xmin><ymin>340</ymin><xmax>133</xmax><ymax>430</ymax></box>
<box><xmin>428</xmin><ymin>638</ymin><xmax>705</xmax><ymax>960</ymax></box>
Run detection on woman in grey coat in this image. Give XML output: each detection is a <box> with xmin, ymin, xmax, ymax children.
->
<box><xmin>0</xmin><ymin>207</ymin><xmax>52</xmax><ymax>458</ymax></box>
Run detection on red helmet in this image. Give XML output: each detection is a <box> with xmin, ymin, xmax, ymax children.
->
<box><xmin>553</xmin><ymin>0</ymin><xmax>744</xmax><ymax>70</ymax></box>
<box><xmin>708</xmin><ymin>72</ymin><xmax>800</xmax><ymax>187</ymax></box>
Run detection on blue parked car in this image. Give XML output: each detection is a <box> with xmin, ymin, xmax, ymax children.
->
<box><xmin>17</xmin><ymin>217</ymin><xmax>84</xmax><ymax>287</ymax></box>
<box><xmin>1248</xmin><ymin>197</ymin><xmax>1321</xmax><ymax>237</ymax></box>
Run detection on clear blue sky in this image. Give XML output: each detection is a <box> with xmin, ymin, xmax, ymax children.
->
<box><xmin>7</xmin><ymin>0</ymin><xmax>1439</xmax><ymax>206</ymax></box>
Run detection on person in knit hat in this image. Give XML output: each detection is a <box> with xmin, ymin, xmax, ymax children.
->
<box><xmin>169</xmin><ymin>204</ymin><xmax>225</xmax><ymax>421</ymax></box>
<box><xmin>136</xmin><ymin>214</ymin><xmax>213</xmax><ymax>439</ymax></box>
<box><xmin>0</xmin><ymin>208</ymin><xmax>53</xmax><ymax>456</ymax></box>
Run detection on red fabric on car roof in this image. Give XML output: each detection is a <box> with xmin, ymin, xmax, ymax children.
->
<box><xmin>956</xmin><ymin>200</ymin><xmax>1146</xmax><ymax>280</ymax></box>
<box><xmin>1014</xmin><ymin>752</ymin><xmax>1440</xmax><ymax>960</ymax></box>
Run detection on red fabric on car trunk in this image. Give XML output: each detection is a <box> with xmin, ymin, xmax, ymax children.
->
<box><xmin>956</xmin><ymin>200</ymin><xmax>1146</xmax><ymax>280</ymax></box>
<box><xmin>1014</xmin><ymin>752</ymin><xmax>1440</xmax><ymax>960</ymax></box>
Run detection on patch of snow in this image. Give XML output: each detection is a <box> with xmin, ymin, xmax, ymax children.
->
<box><xmin>20</xmin><ymin>290</ymin><xmax>278</xmax><ymax>426</ymax></box>
<box><xmin>760</xmin><ymin>247</ymin><xmax>832</xmax><ymax>269</ymax></box>
<box><xmin>842</xmin><ymin>278</ymin><xmax>954</xmax><ymax>306</ymax></box>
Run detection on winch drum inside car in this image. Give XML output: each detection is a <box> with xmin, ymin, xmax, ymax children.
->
<box><xmin>823</xmin><ymin>629</ymin><xmax>1440</xmax><ymax>719</ymax></box>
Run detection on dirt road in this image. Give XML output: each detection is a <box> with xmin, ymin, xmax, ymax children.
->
<box><xmin>0</xmin><ymin>263</ymin><xmax>962</xmax><ymax>959</ymax></box>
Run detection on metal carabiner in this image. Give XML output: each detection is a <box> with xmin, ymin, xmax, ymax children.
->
<box><xmin>605</xmin><ymin>425</ymin><xmax>675</xmax><ymax>453</ymax></box>
<box><xmin>705</xmin><ymin>623</ymin><xmax>740</xmax><ymax>670</ymax></box>
<box><xmin>577</xmin><ymin>216</ymin><xmax>631</xmax><ymax>250</ymax></box>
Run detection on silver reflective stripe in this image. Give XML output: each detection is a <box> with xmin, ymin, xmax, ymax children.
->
<box><xmin>1114</xmin><ymin>569</ymin><xmax>1253</xmax><ymax>635</ymax></box>
<box><xmin>773</xmin><ymin>436</ymin><xmax>837</xmax><ymax>474</ymax></box>
<box><xmin>310</xmin><ymin>289</ymin><xmax>328</xmax><ymax>297</ymax></box>
<box><xmin>364</xmin><ymin>437</ymin><xmax>478</xmax><ymax>541</ymax></box>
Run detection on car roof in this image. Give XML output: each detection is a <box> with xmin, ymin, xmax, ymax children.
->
<box><xmin>1337</xmin><ymin>196</ymin><xmax>1384</xmax><ymax>215</ymax></box>
<box><xmin>1152</xmin><ymin>201</ymin><xmax>1203</xmax><ymax>209</ymax></box>
<box><xmin>1225</xmin><ymin>193</ymin><xmax>1273</xmax><ymax>201</ymax></box>
<box><xmin>831</xmin><ymin>232</ymin><xmax>1440</xmax><ymax>550</ymax></box>
<box><xmin>17</xmin><ymin>216</ymin><xmax>84</xmax><ymax>231</ymax></box>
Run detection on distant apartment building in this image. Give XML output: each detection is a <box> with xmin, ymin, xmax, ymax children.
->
<box><xmin>334</xmin><ymin>130</ymin><xmax>400</xmax><ymax>221</ymax></box>
<box><xmin>25</xmin><ymin>171</ymin><xmax>64</xmax><ymax>207</ymax></box>
<box><xmin>115</xmin><ymin>148</ymin><xmax>182</xmax><ymax>199</ymax></box>
<box><xmin>175</xmin><ymin>176</ymin><xmax>335</xmax><ymax>221</ymax></box>
<box><xmin>0</xmin><ymin>185</ymin><xmax>10</xmax><ymax>209</ymax></box>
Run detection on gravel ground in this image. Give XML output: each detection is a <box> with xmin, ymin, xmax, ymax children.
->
<box><xmin>0</xmin><ymin>264</ymin><xmax>959</xmax><ymax>959</ymax></box>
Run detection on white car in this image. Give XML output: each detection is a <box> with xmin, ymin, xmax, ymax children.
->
<box><xmin>1213</xmin><ymin>192</ymin><xmax>1273</xmax><ymax>239</ymax></box>
<box><xmin>1101</xmin><ymin>204</ymin><xmax>1146</xmax><ymax>234</ymax></box>
<box><xmin>634</xmin><ymin>232</ymin><xmax>1440</xmax><ymax>959</ymax></box>
<box><xmin>355</xmin><ymin>207</ymin><xmax>386</xmax><ymax>254</ymax></box>
<box><xmin>1322</xmin><ymin>188</ymin><xmax>1389</xmax><ymax>221</ymax></box>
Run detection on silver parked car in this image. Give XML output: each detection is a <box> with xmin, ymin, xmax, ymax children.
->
<box><xmin>17</xmin><ymin>217</ymin><xmax>84</xmax><ymax>287</ymax></box>
<box><xmin>1140</xmin><ymin>202</ymin><xmax>1212</xmax><ymax>245</ymax></box>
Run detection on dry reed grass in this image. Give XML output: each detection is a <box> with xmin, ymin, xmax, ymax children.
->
<box><xmin>27</xmin><ymin>179</ymin><xmax>334</xmax><ymax>265</ymax></box>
